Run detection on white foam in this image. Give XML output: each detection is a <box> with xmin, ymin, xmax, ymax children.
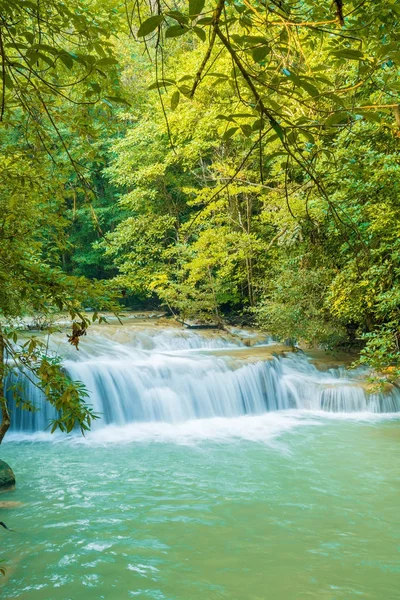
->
<box><xmin>4</xmin><ymin>410</ymin><xmax>399</xmax><ymax>447</ymax></box>
<box><xmin>5</xmin><ymin>327</ymin><xmax>400</xmax><ymax>437</ymax></box>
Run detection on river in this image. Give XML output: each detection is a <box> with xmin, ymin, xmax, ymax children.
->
<box><xmin>1</xmin><ymin>319</ymin><xmax>400</xmax><ymax>599</ymax></box>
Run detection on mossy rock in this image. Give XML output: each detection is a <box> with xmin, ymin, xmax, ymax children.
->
<box><xmin>0</xmin><ymin>460</ymin><xmax>15</xmax><ymax>491</ymax></box>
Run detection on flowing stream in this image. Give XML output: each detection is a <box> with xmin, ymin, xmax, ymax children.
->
<box><xmin>1</xmin><ymin>321</ymin><xmax>400</xmax><ymax>599</ymax></box>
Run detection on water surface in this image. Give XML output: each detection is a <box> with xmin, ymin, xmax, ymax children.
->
<box><xmin>1</xmin><ymin>415</ymin><xmax>400</xmax><ymax>599</ymax></box>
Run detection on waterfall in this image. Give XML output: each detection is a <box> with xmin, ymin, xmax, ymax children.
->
<box><xmin>4</xmin><ymin>328</ymin><xmax>400</xmax><ymax>433</ymax></box>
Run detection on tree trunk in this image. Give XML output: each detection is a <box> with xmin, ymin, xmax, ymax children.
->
<box><xmin>0</xmin><ymin>331</ymin><xmax>10</xmax><ymax>445</ymax></box>
<box><xmin>207</xmin><ymin>266</ymin><xmax>223</xmax><ymax>328</ymax></box>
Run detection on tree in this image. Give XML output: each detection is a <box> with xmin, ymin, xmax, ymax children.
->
<box><xmin>0</xmin><ymin>0</ymin><xmax>124</xmax><ymax>442</ymax></box>
<box><xmin>100</xmin><ymin>1</ymin><xmax>400</xmax><ymax>376</ymax></box>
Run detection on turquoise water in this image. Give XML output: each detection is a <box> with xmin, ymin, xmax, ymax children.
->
<box><xmin>1</xmin><ymin>414</ymin><xmax>400</xmax><ymax>599</ymax></box>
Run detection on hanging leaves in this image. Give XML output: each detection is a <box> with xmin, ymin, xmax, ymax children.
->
<box><xmin>193</xmin><ymin>27</ymin><xmax>206</xmax><ymax>42</ymax></box>
<box><xmin>165</xmin><ymin>25</ymin><xmax>189</xmax><ymax>38</ymax></box>
<box><xmin>137</xmin><ymin>15</ymin><xmax>164</xmax><ymax>37</ymax></box>
<box><xmin>222</xmin><ymin>127</ymin><xmax>239</xmax><ymax>139</ymax></box>
<box><xmin>171</xmin><ymin>90</ymin><xmax>180</xmax><ymax>110</ymax></box>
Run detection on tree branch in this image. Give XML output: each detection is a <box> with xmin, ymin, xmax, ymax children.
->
<box><xmin>190</xmin><ymin>0</ymin><xmax>225</xmax><ymax>98</ymax></box>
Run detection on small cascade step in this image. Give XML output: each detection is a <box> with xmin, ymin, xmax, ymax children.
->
<box><xmin>3</xmin><ymin>331</ymin><xmax>400</xmax><ymax>433</ymax></box>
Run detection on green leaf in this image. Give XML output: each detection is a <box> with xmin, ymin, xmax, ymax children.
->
<box><xmin>34</xmin><ymin>43</ymin><xmax>59</xmax><ymax>56</ymax></box>
<box><xmin>189</xmin><ymin>0</ymin><xmax>205</xmax><ymax>18</ymax></box>
<box><xmin>148</xmin><ymin>79</ymin><xmax>175</xmax><ymax>90</ymax></box>
<box><xmin>240</xmin><ymin>124</ymin><xmax>252</xmax><ymax>137</ymax></box>
<box><xmin>271</xmin><ymin>120</ymin><xmax>284</xmax><ymax>141</ymax></box>
<box><xmin>244</xmin><ymin>35</ymin><xmax>268</xmax><ymax>44</ymax></box>
<box><xmin>171</xmin><ymin>90</ymin><xmax>180</xmax><ymax>110</ymax></box>
<box><xmin>36</xmin><ymin>53</ymin><xmax>55</xmax><ymax>68</ymax></box>
<box><xmin>252</xmin><ymin>46</ymin><xmax>269</xmax><ymax>63</ymax></box>
<box><xmin>297</xmin><ymin>78</ymin><xmax>319</xmax><ymax>97</ymax></box>
<box><xmin>284</xmin><ymin>71</ymin><xmax>319</xmax><ymax>97</ymax></box>
<box><xmin>234</xmin><ymin>3</ymin><xmax>246</xmax><ymax>13</ymax></box>
<box><xmin>252</xmin><ymin>119</ymin><xmax>264</xmax><ymax>131</ymax></box>
<box><xmin>75</xmin><ymin>54</ymin><xmax>97</xmax><ymax>66</ymax></box>
<box><xmin>137</xmin><ymin>15</ymin><xmax>164</xmax><ymax>37</ymax></box>
<box><xmin>105</xmin><ymin>96</ymin><xmax>131</xmax><ymax>106</ymax></box>
<box><xmin>222</xmin><ymin>127</ymin><xmax>239</xmax><ymax>140</ymax></box>
<box><xmin>23</xmin><ymin>31</ymin><xmax>34</xmax><ymax>44</ymax></box>
<box><xmin>212</xmin><ymin>78</ymin><xmax>229</xmax><ymax>87</ymax></box>
<box><xmin>95</xmin><ymin>68</ymin><xmax>107</xmax><ymax>78</ymax></box>
<box><xmin>239</xmin><ymin>15</ymin><xmax>252</xmax><ymax>27</ymax></box>
<box><xmin>231</xmin><ymin>112</ymin><xmax>256</xmax><ymax>119</ymax></box>
<box><xmin>96</xmin><ymin>57</ymin><xmax>118</xmax><ymax>66</ymax></box>
<box><xmin>165</xmin><ymin>11</ymin><xmax>188</xmax><ymax>24</ymax></box>
<box><xmin>193</xmin><ymin>26</ymin><xmax>206</xmax><ymax>42</ymax></box>
<box><xmin>5</xmin><ymin>42</ymin><xmax>28</xmax><ymax>51</ymax></box>
<box><xmin>165</xmin><ymin>25</ymin><xmax>189</xmax><ymax>38</ymax></box>
<box><xmin>357</xmin><ymin>111</ymin><xmax>382</xmax><ymax>124</ymax></box>
<box><xmin>330</xmin><ymin>49</ymin><xmax>364</xmax><ymax>61</ymax></box>
<box><xmin>179</xmin><ymin>85</ymin><xmax>192</xmax><ymax>97</ymax></box>
<box><xmin>328</xmin><ymin>93</ymin><xmax>346</xmax><ymax>108</ymax></box>
<box><xmin>325</xmin><ymin>112</ymin><xmax>348</xmax><ymax>127</ymax></box>
<box><xmin>299</xmin><ymin>129</ymin><xmax>315</xmax><ymax>144</ymax></box>
<box><xmin>207</xmin><ymin>72</ymin><xmax>229</xmax><ymax>78</ymax></box>
<box><xmin>58</xmin><ymin>52</ymin><xmax>73</xmax><ymax>69</ymax></box>
<box><xmin>196</xmin><ymin>17</ymin><xmax>213</xmax><ymax>25</ymax></box>
<box><xmin>20</xmin><ymin>1</ymin><xmax>38</xmax><ymax>10</ymax></box>
<box><xmin>231</xmin><ymin>34</ymin><xmax>246</xmax><ymax>45</ymax></box>
<box><xmin>89</xmin><ymin>82</ymin><xmax>102</xmax><ymax>93</ymax></box>
<box><xmin>0</xmin><ymin>71</ymin><xmax>14</xmax><ymax>90</ymax></box>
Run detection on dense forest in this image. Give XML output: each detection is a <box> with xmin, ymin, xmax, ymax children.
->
<box><xmin>1</xmin><ymin>0</ymin><xmax>400</xmax><ymax>438</ymax></box>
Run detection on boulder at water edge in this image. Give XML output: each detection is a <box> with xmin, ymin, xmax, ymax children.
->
<box><xmin>0</xmin><ymin>460</ymin><xmax>15</xmax><ymax>491</ymax></box>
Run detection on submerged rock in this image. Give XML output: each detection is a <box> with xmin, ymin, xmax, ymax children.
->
<box><xmin>0</xmin><ymin>460</ymin><xmax>15</xmax><ymax>491</ymax></box>
<box><xmin>0</xmin><ymin>501</ymin><xmax>22</xmax><ymax>508</ymax></box>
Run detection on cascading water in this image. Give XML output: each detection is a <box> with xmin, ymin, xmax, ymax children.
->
<box><xmin>4</xmin><ymin>326</ymin><xmax>400</xmax><ymax>434</ymax></box>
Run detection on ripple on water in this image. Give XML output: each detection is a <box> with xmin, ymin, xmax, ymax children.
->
<box><xmin>1</xmin><ymin>418</ymin><xmax>400</xmax><ymax>600</ymax></box>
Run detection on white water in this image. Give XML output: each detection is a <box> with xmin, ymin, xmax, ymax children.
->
<box><xmin>5</xmin><ymin>327</ymin><xmax>400</xmax><ymax>435</ymax></box>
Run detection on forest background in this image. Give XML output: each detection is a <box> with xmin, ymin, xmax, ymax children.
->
<box><xmin>0</xmin><ymin>0</ymin><xmax>400</xmax><ymax>439</ymax></box>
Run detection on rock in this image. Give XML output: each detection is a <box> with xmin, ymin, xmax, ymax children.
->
<box><xmin>0</xmin><ymin>460</ymin><xmax>15</xmax><ymax>491</ymax></box>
